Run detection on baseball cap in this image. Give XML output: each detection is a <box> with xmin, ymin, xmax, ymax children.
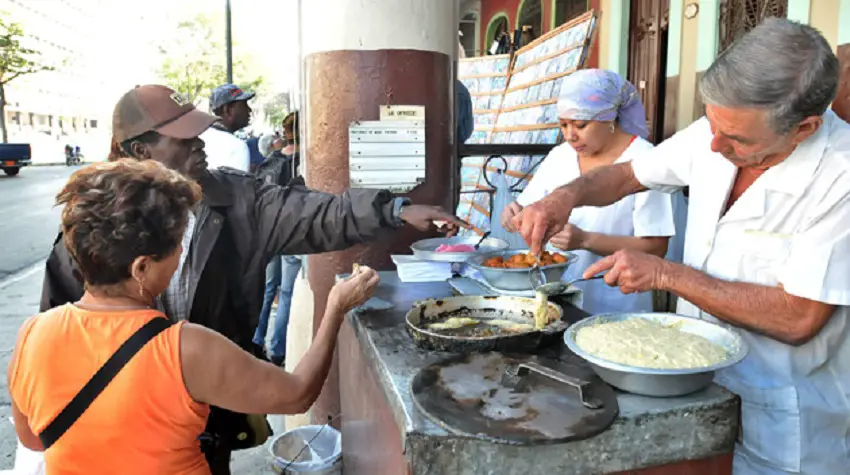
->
<box><xmin>112</xmin><ymin>85</ymin><xmax>217</xmax><ymax>143</ymax></box>
<box><xmin>210</xmin><ymin>84</ymin><xmax>256</xmax><ymax>111</ymax></box>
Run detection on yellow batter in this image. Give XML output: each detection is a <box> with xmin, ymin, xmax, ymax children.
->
<box><xmin>534</xmin><ymin>292</ymin><xmax>549</xmax><ymax>330</ymax></box>
<box><xmin>575</xmin><ymin>318</ymin><xmax>728</xmax><ymax>369</ymax></box>
<box><xmin>427</xmin><ymin>317</ymin><xmax>479</xmax><ymax>331</ymax></box>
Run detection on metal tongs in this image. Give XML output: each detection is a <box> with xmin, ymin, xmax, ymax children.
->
<box><xmin>501</xmin><ymin>362</ymin><xmax>603</xmax><ymax>409</ymax></box>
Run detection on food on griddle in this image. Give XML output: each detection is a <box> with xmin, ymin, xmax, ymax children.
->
<box><xmin>425</xmin><ymin>315</ymin><xmax>536</xmax><ymax>334</ymax></box>
<box><xmin>575</xmin><ymin>318</ymin><xmax>729</xmax><ymax>369</ymax></box>
<box><xmin>427</xmin><ymin>317</ymin><xmax>480</xmax><ymax>331</ymax></box>
<box><xmin>482</xmin><ymin>251</ymin><xmax>567</xmax><ymax>268</ymax></box>
<box><xmin>436</xmin><ymin>243</ymin><xmax>476</xmax><ymax>253</ymax></box>
<box><xmin>533</xmin><ymin>292</ymin><xmax>550</xmax><ymax>330</ymax></box>
<box><xmin>487</xmin><ymin>319</ymin><xmax>534</xmax><ymax>332</ymax></box>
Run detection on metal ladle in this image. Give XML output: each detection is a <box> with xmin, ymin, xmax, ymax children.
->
<box><xmin>473</xmin><ymin>231</ymin><xmax>491</xmax><ymax>250</ymax></box>
<box><xmin>534</xmin><ymin>274</ymin><xmax>606</xmax><ymax>296</ymax></box>
<box><xmin>528</xmin><ymin>253</ymin><xmax>548</xmax><ymax>289</ymax></box>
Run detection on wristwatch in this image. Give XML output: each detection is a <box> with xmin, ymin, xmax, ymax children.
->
<box><xmin>392</xmin><ymin>197</ymin><xmax>412</xmax><ymax>226</ymax></box>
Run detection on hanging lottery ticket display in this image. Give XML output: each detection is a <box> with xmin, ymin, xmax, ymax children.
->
<box><xmin>456</xmin><ymin>11</ymin><xmax>597</xmax><ymax>237</ymax></box>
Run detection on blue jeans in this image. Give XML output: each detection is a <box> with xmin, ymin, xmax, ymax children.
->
<box><xmin>253</xmin><ymin>255</ymin><xmax>302</xmax><ymax>360</ymax></box>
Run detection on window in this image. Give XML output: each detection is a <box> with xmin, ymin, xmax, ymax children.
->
<box><xmin>719</xmin><ymin>0</ymin><xmax>787</xmax><ymax>53</ymax></box>
<box><xmin>485</xmin><ymin>14</ymin><xmax>510</xmax><ymax>54</ymax></box>
<box><xmin>553</xmin><ymin>0</ymin><xmax>589</xmax><ymax>27</ymax></box>
<box><xmin>517</xmin><ymin>0</ymin><xmax>543</xmax><ymax>34</ymax></box>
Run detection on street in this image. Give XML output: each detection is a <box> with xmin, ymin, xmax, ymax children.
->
<box><xmin>0</xmin><ymin>166</ymin><xmax>76</xmax><ymax>468</ymax></box>
<box><xmin>0</xmin><ymin>167</ymin><xmax>73</xmax><ymax>281</ymax></box>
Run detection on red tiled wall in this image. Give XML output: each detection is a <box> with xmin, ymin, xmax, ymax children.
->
<box><xmin>480</xmin><ymin>0</ymin><xmax>518</xmax><ymax>53</ymax></box>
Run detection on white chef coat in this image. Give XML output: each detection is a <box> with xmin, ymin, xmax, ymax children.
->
<box><xmin>200</xmin><ymin>127</ymin><xmax>250</xmax><ymax>172</ymax></box>
<box><xmin>631</xmin><ymin>111</ymin><xmax>850</xmax><ymax>475</ymax></box>
<box><xmin>517</xmin><ymin>138</ymin><xmax>675</xmax><ymax>314</ymax></box>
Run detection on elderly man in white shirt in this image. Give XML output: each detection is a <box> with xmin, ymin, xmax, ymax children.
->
<box><xmin>514</xmin><ymin>19</ymin><xmax>850</xmax><ymax>475</ymax></box>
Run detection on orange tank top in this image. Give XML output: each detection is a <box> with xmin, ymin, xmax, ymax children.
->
<box><xmin>9</xmin><ymin>304</ymin><xmax>211</xmax><ymax>475</ymax></box>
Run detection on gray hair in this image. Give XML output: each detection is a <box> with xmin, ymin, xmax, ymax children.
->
<box><xmin>699</xmin><ymin>18</ymin><xmax>838</xmax><ymax>134</ymax></box>
<box><xmin>258</xmin><ymin>134</ymin><xmax>276</xmax><ymax>158</ymax></box>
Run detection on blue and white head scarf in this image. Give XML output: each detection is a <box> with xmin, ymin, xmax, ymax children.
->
<box><xmin>556</xmin><ymin>69</ymin><xmax>649</xmax><ymax>139</ymax></box>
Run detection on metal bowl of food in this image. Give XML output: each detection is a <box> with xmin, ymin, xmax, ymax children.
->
<box><xmin>410</xmin><ymin>235</ymin><xmax>509</xmax><ymax>263</ymax></box>
<box><xmin>564</xmin><ymin>313</ymin><xmax>748</xmax><ymax>397</ymax></box>
<box><xmin>467</xmin><ymin>249</ymin><xmax>577</xmax><ymax>291</ymax></box>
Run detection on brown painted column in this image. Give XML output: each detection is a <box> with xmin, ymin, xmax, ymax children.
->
<box><xmin>301</xmin><ymin>0</ymin><xmax>458</xmax><ymax>425</ymax></box>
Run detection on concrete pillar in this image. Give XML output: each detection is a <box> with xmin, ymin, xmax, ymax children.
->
<box><xmin>300</xmin><ymin>0</ymin><xmax>458</xmax><ymax>425</ymax></box>
<box><xmin>809</xmin><ymin>0</ymin><xmax>840</xmax><ymax>50</ymax></box>
<box><xmin>283</xmin><ymin>274</ymin><xmax>314</xmax><ymax>432</ymax></box>
<box><xmin>694</xmin><ymin>0</ymin><xmax>720</xmax><ymax>118</ymax></box>
<box><xmin>786</xmin><ymin>0</ymin><xmax>812</xmax><ymax>24</ymax></box>
<box><xmin>605</xmin><ymin>0</ymin><xmax>631</xmax><ymax>76</ymax></box>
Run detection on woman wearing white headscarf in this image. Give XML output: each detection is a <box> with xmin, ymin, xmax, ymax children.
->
<box><xmin>501</xmin><ymin>69</ymin><xmax>675</xmax><ymax>314</ymax></box>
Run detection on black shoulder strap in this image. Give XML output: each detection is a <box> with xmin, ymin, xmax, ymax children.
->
<box><xmin>38</xmin><ymin>317</ymin><xmax>174</xmax><ymax>449</ymax></box>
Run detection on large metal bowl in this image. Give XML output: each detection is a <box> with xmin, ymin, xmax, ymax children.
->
<box><xmin>564</xmin><ymin>313</ymin><xmax>749</xmax><ymax>397</ymax></box>
<box><xmin>410</xmin><ymin>236</ymin><xmax>509</xmax><ymax>263</ymax></box>
<box><xmin>467</xmin><ymin>249</ymin><xmax>577</xmax><ymax>291</ymax></box>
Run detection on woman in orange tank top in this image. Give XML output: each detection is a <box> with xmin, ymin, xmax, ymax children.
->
<box><xmin>7</xmin><ymin>160</ymin><xmax>380</xmax><ymax>474</ymax></box>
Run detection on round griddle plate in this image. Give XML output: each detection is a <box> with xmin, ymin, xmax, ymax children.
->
<box><xmin>411</xmin><ymin>352</ymin><xmax>618</xmax><ymax>445</ymax></box>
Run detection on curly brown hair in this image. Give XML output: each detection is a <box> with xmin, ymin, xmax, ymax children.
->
<box><xmin>56</xmin><ymin>159</ymin><xmax>202</xmax><ymax>286</ymax></box>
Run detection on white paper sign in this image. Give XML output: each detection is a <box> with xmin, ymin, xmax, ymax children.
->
<box><xmin>379</xmin><ymin>105</ymin><xmax>425</xmax><ymax>122</ymax></box>
<box><xmin>349</xmin><ymin>120</ymin><xmax>425</xmax><ymax>193</ymax></box>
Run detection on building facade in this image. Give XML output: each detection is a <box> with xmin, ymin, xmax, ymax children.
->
<box><xmin>469</xmin><ymin>0</ymin><xmax>850</xmax><ymax>143</ymax></box>
<box><xmin>0</xmin><ymin>0</ymin><xmax>161</xmax><ymax>160</ymax></box>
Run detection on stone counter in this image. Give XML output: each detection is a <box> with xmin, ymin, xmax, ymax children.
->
<box><xmin>337</xmin><ymin>272</ymin><xmax>738</xmax><ymax>475</ymax></box>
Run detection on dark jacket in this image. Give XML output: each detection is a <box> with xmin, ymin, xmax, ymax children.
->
<box><xmin>40</xmin><ymin>167</ymin><xmax>399</xmax><ymax>350</ymax></box>
<box><xmin>456</xmin><ymin>81</ymin><xmax>474</xmax><ymax>144</ymax></box>
<box><xmin>256</xmin><ymin>151</ymin><xmax>301</xmax><ymax>188</ymax></box>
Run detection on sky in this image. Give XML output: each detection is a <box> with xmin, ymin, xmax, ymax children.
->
<box><xmin>118</xmin><ymin>0</ymin><xmax>301</xmax><ymax>93</ymax></box>
<box><xmin>204</xmin><ymin>0</ymin><xmax>300</xmax><ymax>92</ymax></box>
<box><xmin>0</xmin><ymin>0</ymin><xmax>301</xmax><ymax>153</ymax></box>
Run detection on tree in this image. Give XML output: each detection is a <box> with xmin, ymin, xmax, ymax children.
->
<box><xmin>262</xmin><ymin>92</ymin><xmax>291</xmax><ymax>129</ymax></box>
<box><xmin>157</xmin><ymin>13</ymin><xmax>264</xmax><ymax>109</ymax></box>
<box><xmin>0</xmin><ymin>14</ymin><xmax>53</xmax><ymax>142</ymax></box>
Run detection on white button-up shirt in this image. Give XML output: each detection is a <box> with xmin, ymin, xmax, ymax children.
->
<box><xmin>200</xmin><ymin>127</ymin><xmax>250</xmax><ymax>172</ymax></box>
<box><xmin>631</xmin><ymin>111</ymin><xmax>850</xmax><ymax>475</ymax></box>
<box><xmin>518</xmin><ymin>138</ymin><xmax>675</xmax><ymax>314</ymax></box>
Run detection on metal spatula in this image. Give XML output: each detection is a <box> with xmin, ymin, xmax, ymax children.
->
<box><xmin>501</xmin><ymin>362</ymin><xmax>603</xmax><ymax>409</ymax></box>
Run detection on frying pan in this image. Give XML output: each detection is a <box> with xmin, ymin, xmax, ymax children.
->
<box><xmin>405</xmin><ymin>295</ymin><xmax>566</xmax><ymax>353</ymax></box>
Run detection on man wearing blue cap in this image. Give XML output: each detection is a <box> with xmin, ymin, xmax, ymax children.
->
<box><xmin>200</xmin><ymin>84</ymin><xmax>255</xmax><ymax>172</ymax></box>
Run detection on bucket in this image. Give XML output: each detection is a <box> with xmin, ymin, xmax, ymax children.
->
<box><xmin>269</xmin><ymin>425</ymin><xmax>342</xmax><ymax>474</ymax></box>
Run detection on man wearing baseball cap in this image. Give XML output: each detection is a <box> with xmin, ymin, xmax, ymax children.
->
<box><xmin>42</xmin><ymin>84</ymin><xmax>467</xmax><ymax>474</ymax></box>
<box><xmin>200</xmin><ymin>83</ymin><xmax>256</xmax><ymax>172</ymax></box>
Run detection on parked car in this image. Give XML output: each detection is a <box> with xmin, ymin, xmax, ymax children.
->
<box><xmin>0</xmin><ymin>143</ymin><xmax>32</xmax><ymax>176</ymax></box>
